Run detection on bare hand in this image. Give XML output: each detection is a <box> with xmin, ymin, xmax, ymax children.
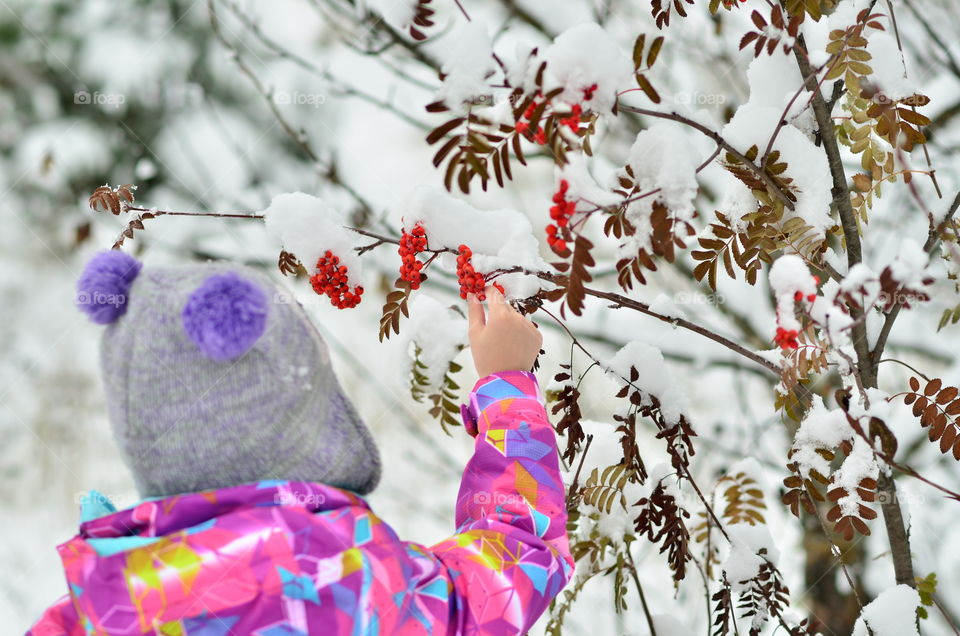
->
<box><xmin>467</xmin><ymin>287</ymin><xmax>542</xmax><ymax>378</ymax></box>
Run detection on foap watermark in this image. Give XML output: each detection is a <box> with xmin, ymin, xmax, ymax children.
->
<box><xmin>675</xmin><ymin>91</ymin><xmax>726</xmax><ymax>106</ymax></box>
<box><xmin>876</xmin><ymin>490</ymin><xmax>925</xmax><ymax>506</ymax></box>
<box><xmin>473</xmin><ymin>491</ymin><xmax>526</xmax><ymax>506</ymax></box>
<box><xmin>273</xmin><ymin>91</ymin><xmax>327</xmax><ymax>108</ymax></box>
<box><xmin>670</xmin><ymin>291</ymin><xmax>726</xmax><ymax>307</ymax></box>
<box><xmin>76</xmin><ymin>290</ymin><xmax>128</xmax><ymax>309</ymax></box>
<box><xmin>275</xmin><ymin>491</ymin><xmax>327</xmax><ymax>506</ymax></box>
<box><xmin>74</xmin><ymin>90</ymin><xmax>126</xmax><ymax>108</ymax></box>
<box><xmin>74</xmin><ymin>491</ymin><xmax>139</xmax><ymax>509</ymax></box>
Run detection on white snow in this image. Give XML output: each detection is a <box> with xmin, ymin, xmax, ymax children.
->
<box><xmin>542</xmin><ymin>23</ymin><xmax>633</xmax><ymax>112</ymax></box>
<box><xmin>790</xmin><ymin>396</ymin><xmax>851</xmax><ymax>480</ymax></box>
<box><xmin>648</xmin><ymin>293</ymin><xmax>684</xmax><ymax>321</ymax></box>
<box><xmin>559</xmin><ymin>154</ymin><xmax>622</xmax><ymax>210</ymax></box>
<box><xmin>648</xmin><ymin>615</ymin><xmax>688</xmax><ymax>636</ymax></box>
<box><xmin>604</xmin><ymin>341</ymin><xmax>691</xmax><ymax>428</ymax></box>
<box><xmin>722</xmin><ymin>523</ymin><xmax>779</xmax><ymax>592</ymax></box>
<box><xmin>261</xmin><ymin>192</ymin><xmax>364</xmax><ymax>286</ymax></box>
<box><xmin>78</xmin><ymin>29</ymin><xmax>192</xmax><ymax>105</ymax></box>
<box><xmin>404</xmin><ymin>294</ymin><xmax>468</xmax><ymax>395</ymax></box>
<box><xmin>400</xmin><ymin>186</ymin><xmax>550</xmax><ymax>298</ymax></box>
<box><xmin>831</xmin><ymin>435</ymin><xmax>878</xmax><ymax>517</ymax></box>
<box><xmin>722</xmin><ymin>51</ymin><xmax>834</xmax><ymax>236</ymax></box>
<box><xmin>16</xmin><ymin>119</ymin><xmax>113</xmax><ymax>188</ymax></box>
<box><xmin>373</xmin><ymin>0</ymin><xmax>420</xmax><ymax>31</ymax></box>
<box><xmin>866</xmin><ymin>32</ymin><xmax>918</xmax><ymax>101</ymax></box>
<box><xmin>435</xmin><ymin>21</ymin><xmax>496</xmax><ymax>112</ymax></box>
<box><xmin>852</xmin><ymin>584</ymin><xmax>921</xmax><ymax>636</ymax></box>
<box><xmin>888</xmin><ymin>239</ymin><xmax>931</xmax><ymax>289</ymax></box>
<box><xmin>626</xmin><ymin>122</ymin><xmax>701</xmax><ymax>223</ymax></box>
<box><xmin>769</xmin><ymin>254</ymin><xmax>817</xmax><ymax>332</ymax></box>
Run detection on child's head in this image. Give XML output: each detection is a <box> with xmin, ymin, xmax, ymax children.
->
<box><xmin>76</xmin><ymin>251</ymin><xmax>381</xmax><ymax>498</ymax></box>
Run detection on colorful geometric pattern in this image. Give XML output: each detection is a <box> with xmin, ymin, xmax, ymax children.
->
<box><xmin>28</xmin><ymin>370</ymin><xmax>573</xmax><ymax>635</ymax></box>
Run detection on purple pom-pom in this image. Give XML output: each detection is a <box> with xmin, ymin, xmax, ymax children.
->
<box><xmin>182</xmin><ymin>272</ymin><xmax>269</xmax><ymax>361</ymax></box>
<box><xmin>77</xmin><ymin>250</ymin><xmax>143</xmax><ymax>324</ymax></box>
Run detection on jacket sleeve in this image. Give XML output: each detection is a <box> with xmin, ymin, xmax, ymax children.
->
<box><xmin>25</xmin><ymin>594</ymin><xmax>81</xmax><ymax>636</ymax></box>
<box><xmin>428</xmin><ymin>370</ymin><xmax>574</xmax><ymax>634</ymax></box>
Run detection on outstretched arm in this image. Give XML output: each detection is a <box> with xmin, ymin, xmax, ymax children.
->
<box><xmin>428</xmin><ymin>289</ymin><xmax>573</xmax><ymax>633</ymax></box>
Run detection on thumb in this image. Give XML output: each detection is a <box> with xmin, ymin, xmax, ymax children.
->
<box><xmin>467</xmin><ymin>293</ymin><xmax>485</xmax><ymax>330</ymax></box>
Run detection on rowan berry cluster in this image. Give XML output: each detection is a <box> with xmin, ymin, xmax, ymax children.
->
<box><xmin>515</xmin><ymin>96</ymin><xmax>547</xmax><ymax>145</ymax></box>
<box><xmin>774</xmin><ymin>327</ymin><xmax>799</xmax><ymax>350</ymax></box>
<box><xmin>456</xmin><ymin>245</ymin><xmax>485</xmax><ymax>299</ymax></box>
<box><xmin>310</xmin><ymin>251</ymin><xmax>363</xmax><ymax>309</ymax></box>
<box><xmin>774</xmin><ymin>275</ymin><xmax>819</xmax><ymax>349</ymax></box>
<box><xmin>559</xmin><ymin>104</ymin><xmax>583</xmax><ymax>132</ymax></box>
<box><xmin>455</xmin><ymin>245</ymin><xmax>504</xmax><ymax>300</ymax></box>
<box><xmin>399</xmin><ymin>223</ymin><xmax>428</xmax><ymax>289</ymax></box>
<box><xmin>546</xmin><ymin>179</ymin><xmax>575</xmax><ymax>254</ymax></box>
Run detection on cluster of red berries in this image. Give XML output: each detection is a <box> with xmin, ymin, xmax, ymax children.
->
<box><xmin>456</xmin><ymin>245</ymin><xmax>485</xmax><ymax>299</ymax></box>
<box><xmin>399</xmin><ymin>223</ymin><xmax>427</xmax><ymax>289</ymax></box>
<box><xmin>310</xmin><ymin>251</ymin><xmax>363</xmax><ymax>309</ymax></box>
<box><xmin>774</xmin><ymin>327</ymin><xmax>800</xmax><ymax>350</ymax></box>
<box><xmin>774</xmin><ymin>275</ymin><xmax>821</xmax><ymax>349</ymax></box>
<box><xmin>515</xmin><ymin>84</ymin><xmax>598</xmax><ymax>142</ymax></box>
<box><xmin>455</xmin><ymin>245</ymin><xmax>504</xmax><ymax>300</ymax></box>
<box><xmin>559</xmin><ymin>104</ymin><xmax>583</xmax><ymax>133</ymax></box>
<box><xmin>546</xmin><ymin>179</ymin><xmax>575</xmax><ymax>254</ymax></box>
<box><xmin>515</xmin><ymin>95</ymin><xmax>548</xmax><ymax>145</ymax></box>
<box><xmin>792</xmin><ymin>275</ymin><xmax>820</xmax><ymax>304</ymax></box>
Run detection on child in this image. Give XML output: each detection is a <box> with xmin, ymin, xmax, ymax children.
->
<box><xmin>28</xmin><ymin>251</ymin><xmax>573</xmax><ymax>635</ymax></box>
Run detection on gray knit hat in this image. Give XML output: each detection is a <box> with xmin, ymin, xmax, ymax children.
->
<box><xmin>76</xmin><ymin>250</ymin><xmax>381</xmax><ymax>498</ymax></box>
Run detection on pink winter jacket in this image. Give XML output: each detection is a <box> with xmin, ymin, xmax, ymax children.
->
<box><xmin>27</xmin><ymin>370</ymin><xmax>573</xmax><ymax>635</ymax></box>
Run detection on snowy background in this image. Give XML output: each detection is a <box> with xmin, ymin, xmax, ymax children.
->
<box><xmin>1</xmin><ymin>0</ymin><xmax>959</xmax><ymax>634</ymax></box>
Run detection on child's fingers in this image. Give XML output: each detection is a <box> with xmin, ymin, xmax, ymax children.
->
<box><xmin>486</xmin><ymin>286</ymin><xmax>515</xmax><ymax>317</ymax></box>
<box><xmin>467</xmin><ymin>293</ymin><xmax>485</xmax><ymax>330</ymax></box>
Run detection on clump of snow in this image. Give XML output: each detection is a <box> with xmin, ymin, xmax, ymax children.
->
<box><xmin>852</xmin><ymin>584</ymin><xmax>921</xmax><ymax>636</ymax></box>
<box><xmin>840</xmin><ymin>263</ymin><xmax>878</xmax><ymax>296</ymax></box>
<box><xmin>594</xmin><ymin>499</ymin><xmax>634</xmax><ymax>544</ymax></box>
<box><xmin>723</xmin><ymin>523</ymin><xmax>779</xmax><ymax>592</ymax></box>
<box><xmin>435</xmin><ymin>21</ymin><xmax>496</xmax><ymax>112</ymax></box>
<box><xmin>647</xmin><ymin>293</ymin><xmax>684</xmax><ymax>321</ymax></box>
<box><xmin>542</xmin><ymin>23</ymin><xmax>633</xmax><ymax>112</ymax></box>
<box><xmin>372</xmin><ymin>0</ymin><xmax>419</xmax><ymax>31</ymax></box>
<box><xmin>504</xmin><ymin>43</ymin><xmax>539</xmax><ymax>94</ymax></box>
<box><xmin>888</xmin><ymin>239</ymin><xmax>931</xmax><ymax>289</ymax></box>
<box><xmin>866</xmin><ymin>32</ymin><xmax>918</xmax><ymax>101</ymax></box>
<box><xmin>626</xmin><ymin>122</ymin><xmax>701</xmax><ymax>223</ymax></box>
<box><xmin>604</xmin><ymin>341</ymin><xmax>691</xmax><ymax>428</ymax></box>
<box><xmin>645</xmin><ymin>462</ymin><xmax>681</xmax><ymax>500</ymax></box>
<box><xmin>16</xmin><ymin>119</ymin><xmax>113</xmax><ymax>188</ymax></box>
<box><xmin>559</xmin><ymin>154</ymin><xmax>622</xmax><ymax>210</ymax></box>
<box><xmin>400</xmin><ymin>186</ymin><xmax>550</xmax><ymax>298</ymax></box>
<box><xmin>404</xmin><ymin>294</ymin><xmax>468</xmax><ymax>395</ymax></box>
<box><xmin>722</xmin><ymin>51</ymin><xmax>833</xmax><ymax>236</ymax></box>
<box><xmin>261</xmin><ymin>192</ymin><xmax>363</xmax><ymax>286</ymax></box>
<box><xmin>831</xmin><ymin>435</ymin><xmax>878</xmax><ymax>517</ymax></box>
<box><xmin>790</xmin><ymin>396</ymin><xmax>851</xmax><ymax>480</ymax></box>
<box><xmin>769</xmin><ymin>254</ymin><xmax>817</xmax><ymax>332</ymax></box>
